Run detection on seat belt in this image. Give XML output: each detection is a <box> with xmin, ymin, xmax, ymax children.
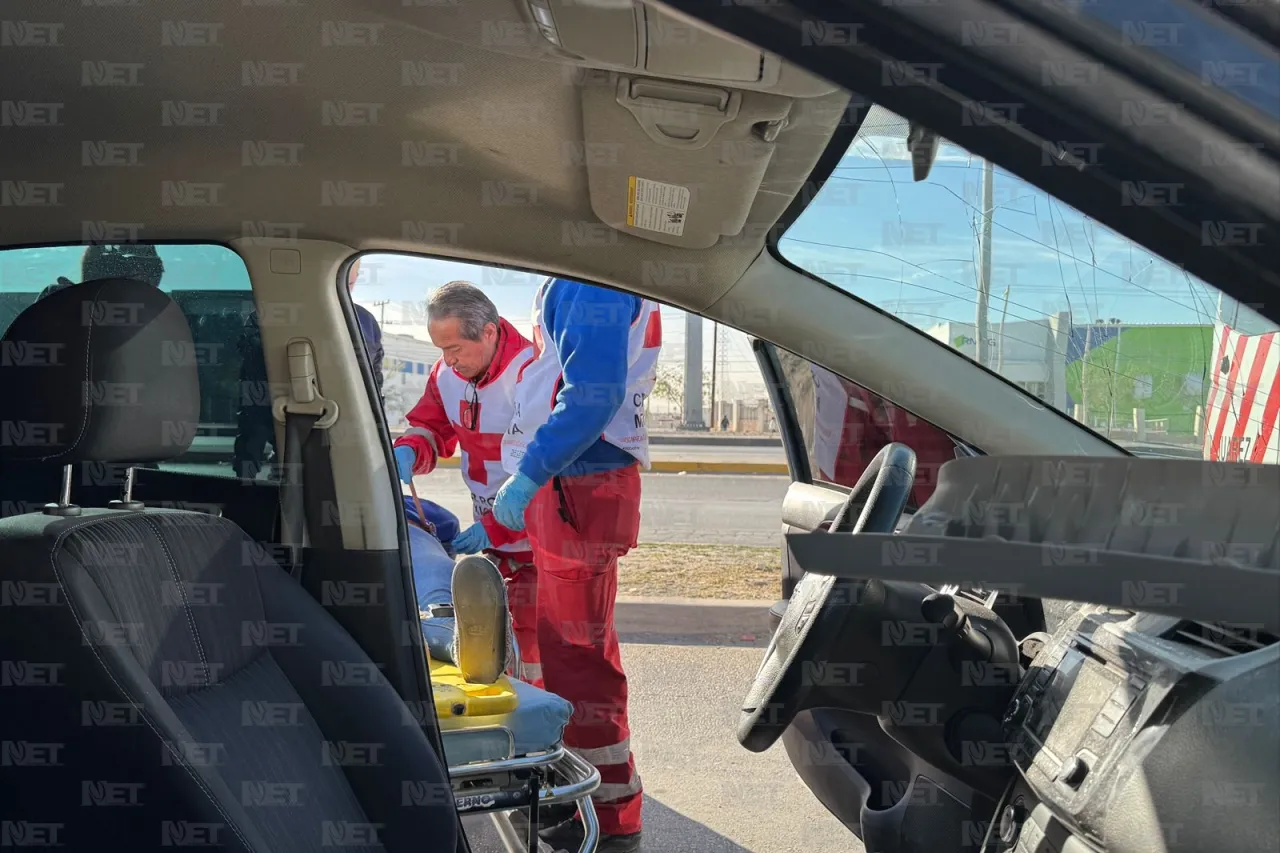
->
<box><xmin>279</xmin><ymin>411</ymin><xmax>321</xmax><ymax>579</ymax></box>
<box><xmin>272</xmin><ymin>339</ymin><xmax>340</xmax><ymax>581</ymax></box>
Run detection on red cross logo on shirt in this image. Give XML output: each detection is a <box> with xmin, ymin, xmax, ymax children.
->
<box><xmin>457</xmin><ymin>399</ymin><xmax>503</xmax><ymax>486</ymax></box>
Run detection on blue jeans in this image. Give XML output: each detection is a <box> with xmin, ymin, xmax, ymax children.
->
<box><xmin>410</xmin><ymin>523</ymin><xmax>457</xmax><ymax>662</ymax></box>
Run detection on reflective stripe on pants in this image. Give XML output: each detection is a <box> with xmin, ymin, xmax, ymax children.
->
<box><xmin>525</xmin><ymin>464</ymin><xmax>643</xmax><ymax>836</ymax></box>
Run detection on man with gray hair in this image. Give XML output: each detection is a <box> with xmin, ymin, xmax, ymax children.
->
<box><xmin>392</xmin><ymin>280</ymin><xmax>541</xmax><ymax>684</ymax></box>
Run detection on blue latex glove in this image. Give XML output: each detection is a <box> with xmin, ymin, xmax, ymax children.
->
<box><xmin>393</xmin><ymin>445</ymin><xmax>417</xmax><ymax>485</ymax></box>
<box><xmin>452</xmin><ymin>522</ymin><xmax>492</xmax><ymax>554</ymax></box>
<box><xmin>492</xmin><ymin>472</ymin><xmax>539</xmax><ymax>531</ymax></box>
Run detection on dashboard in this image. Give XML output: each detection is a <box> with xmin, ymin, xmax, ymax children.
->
<box><xmin>981</xmin><ymin>604</ymin><xmax>1279</xmax><ymax>853</ymax></box>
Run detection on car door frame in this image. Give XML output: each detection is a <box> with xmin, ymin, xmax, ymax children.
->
<box><xmin>751</xmin><ymin>335</ymin><xmax>1006</xmax><ymax>846</ymax></box>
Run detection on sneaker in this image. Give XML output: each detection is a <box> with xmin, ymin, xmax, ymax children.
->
<box><xmin>450</xmin><ymin>555</ymin><xmax>509</xmax><ymax>684</ymax></box>
<box><xmin>540</xmin><ymin>818</ymin><xmax>641</xmax><ymax>853</ymax></box>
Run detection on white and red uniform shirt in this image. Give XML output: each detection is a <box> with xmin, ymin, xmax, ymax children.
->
<box><xmin>395</xmin><ymin>319</ymin><xmax>536</xmax><ymax>557</ymax></box>
<box><xmin>500</xmin><ymin>282</ymin><xmax>662</xmax><ymax>474</ymax></box>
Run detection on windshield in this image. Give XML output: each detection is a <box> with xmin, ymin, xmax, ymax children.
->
<box><xmin>776</xmin><ymin>105</ymin><xmax>1279</xmax><ymax>466</ymax></box>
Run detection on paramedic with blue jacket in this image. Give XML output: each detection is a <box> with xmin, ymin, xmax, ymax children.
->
<box><xmin>495</xmin><ymin>277</ymin><xmax>661</xmax><ymax>852</ymax></box>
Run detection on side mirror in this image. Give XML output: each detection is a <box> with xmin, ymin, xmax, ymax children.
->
<box><xmin>907</xmin><ymin>122</ymin><xmax>941</xmax><ymax>182</ymax></box>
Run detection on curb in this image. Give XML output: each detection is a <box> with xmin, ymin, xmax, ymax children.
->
<box><xmin>431</xmin><ymin>457</ymin><xmax>790</xmax><ymax>476</ymax></box>
<box><xmin>614</xmin><ymin>596</ymin><xmax>775</xmax><ymax>638</ymax></box>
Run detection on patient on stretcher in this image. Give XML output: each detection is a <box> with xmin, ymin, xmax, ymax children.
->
<box><xmin>406</xmin><ymin>497</ymin><xmax>574</xmax><ymax>765</ymax></box>
<box><xmin>406</xmin><ymin>495</ymin><xmax>511</xmax><ymax>682</ymax></box>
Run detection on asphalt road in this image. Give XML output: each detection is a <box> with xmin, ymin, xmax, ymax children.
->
<box><xmin>155</xmin><ymin>458</ymin><xmax>794</xmax><ymax>547</ymax></box>
<box><xmin>416</xmin><ymin>470</ymin><xmax>792</xmax><ymax>548</ymax></box>
<box><xmin>462</xmin><ymin>640</ymin><xmax>860</xmax><ymax>853</ymax></box>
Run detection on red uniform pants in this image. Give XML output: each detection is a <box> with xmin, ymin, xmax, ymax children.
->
<box><xmin>524</xmin><ymin>464</ymin><xmax>643</xmax><ymax>836</ymax></box>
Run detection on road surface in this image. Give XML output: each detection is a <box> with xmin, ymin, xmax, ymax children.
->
<box><xmin>462</xmin><ymin>640</ymin><xmax>859</xmax><ymax>853</ymax></box>
<box><xmin>416</xmin><ymin>471</ymin><xmax>791</xmax><ymax>548</ymax></box>
<box><xmin>154</xmin><ymin>459</ymin><xmax>793</xmax><ymax>547</ymax></box>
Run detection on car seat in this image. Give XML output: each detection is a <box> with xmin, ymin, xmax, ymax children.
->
<box><xmin>0</xmin><ymin>278</ymin><xmax>458</xmax><ymax>852</ymax></box>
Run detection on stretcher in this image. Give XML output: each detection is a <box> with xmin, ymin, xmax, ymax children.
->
<box><xmin>405</xmin><ymin>494</ymin><xmax>601</xmax><ymax>853</ymax></box>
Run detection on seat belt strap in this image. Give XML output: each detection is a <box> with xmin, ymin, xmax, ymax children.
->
<box><xmin>272</xmin><ymin>338</ymin><xmax>340</xmax><ymax>581</ymax></box>
<box><xmin>280</xmin><ymin>411</ymin><xmax>321</xmax><ymax>580</ymax></box>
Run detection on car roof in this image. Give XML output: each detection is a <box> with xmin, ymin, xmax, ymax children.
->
<box><xmin>0</xmin><ymin>1</ymin><xmax>848</xmax><ymax>313</ymax></box>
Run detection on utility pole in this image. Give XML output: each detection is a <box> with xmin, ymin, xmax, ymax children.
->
<box><xmin>710</xmin><ymin>322</ymin><xmax>719</xmax><ymax>430</ymax></box>
<box><xmin>1108</xmin><ymin>322</ymin><xmax>1123</xmax><ymax>435</ymax></box>
<box><xmin>1080</xmin><ymin>323</ymin><xmax>1093</xmax><ymax>425</ymax></box>
<box><xmin>996</xmin><ymin>286</ymin><xmax>1011</xmax><ymax>374</ymax></box>
<box><xmin>372</xmin><ymin>299</ymin><xmax>389</xmax><ymax>326</ymax></box>
<box><xmin>682</xmin><ymin>311</ymin><xmax>706</xmax><ymax>430</ymax></box>
<box><xmin>974</xmin><ymin>158</ymin><xmax>995</xmax><ymax>369</ymax></box>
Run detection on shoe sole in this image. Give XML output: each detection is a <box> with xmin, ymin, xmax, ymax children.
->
<box><xmin>451</xmin><ymin>555</ymin><xmax>508</xmax><ymax>684</ymax></box>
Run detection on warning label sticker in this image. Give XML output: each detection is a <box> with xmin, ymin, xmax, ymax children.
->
<box><xmin>626</xmin><ymin>176</ymin><xmax>690</xmax><ymax>237</ymax></box>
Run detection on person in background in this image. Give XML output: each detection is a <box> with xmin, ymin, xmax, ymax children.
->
<box><xmin>348</xmin><ymin>258</ymin><xmax>385</xmax><ymax>405</ymax></box>
<box><xmin>37</xmin><ymin>244</ymin><xmax>166</xmax><ymax>301</ymax></box>
<box><xmin>392</xmin><ymin>280</ymin><xmax>540</xmax><ymax>685</ymax></box>
<box><xmin>494</xmin><ymin>276</ymin><xmax>661</xmax><ymax>853</ymax></box>
<box><xmin>233</xmin><ymin>258</ymin><xmax>383</xmax><ymax>479</ymax></box>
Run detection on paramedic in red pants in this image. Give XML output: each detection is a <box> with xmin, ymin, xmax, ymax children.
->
<box><xmin>391</xmin><ymin>280</ymin><xmax>541</xmax><ymax>683</ymax></box>
<box><xmin>494</xmin><ymin>277</ymin><xmax>661</xmax><ymax>852</ymax></box>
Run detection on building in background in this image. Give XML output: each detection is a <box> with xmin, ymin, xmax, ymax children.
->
<box><xmin>926</xmin><ymin>317</ymin><xmax>1214</xmax><ymax>442</ymax></box>
<box><xmin>381</xmin><ymin>333</ymin><xmax>442</xmax><ymax>428</ymax></box>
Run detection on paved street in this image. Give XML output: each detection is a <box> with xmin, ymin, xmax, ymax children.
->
<box><xmin>155</xmin><ymin>462</ymin><xmax>794</xmax><ymax>548</ymax></box>
<box><xmin>462</xmin><ymin>640</ymin><xmax>860</xmax><ymax>853</ymax></box>
<box><xmin>417</xmin><ymin>470</ymin><xmax>792</xmax><ymax>548</ymax></box>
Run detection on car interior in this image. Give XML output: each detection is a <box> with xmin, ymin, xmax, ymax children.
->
<box><xmin>1</xmin><ymin>1</ymin><xmax>1276</xmax><ymax>852</ymax></box>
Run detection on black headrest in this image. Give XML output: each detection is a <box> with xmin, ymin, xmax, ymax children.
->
<box><xmin>0</xmin><ymin>277</ymin><xmax>201</xmax><ymax>465</ymax></box>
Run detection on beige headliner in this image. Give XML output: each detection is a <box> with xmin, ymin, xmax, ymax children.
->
<box><xmin>1</xmin><ymin>0</ymin><xmax>846</xmax><ymax>313</ymax></box>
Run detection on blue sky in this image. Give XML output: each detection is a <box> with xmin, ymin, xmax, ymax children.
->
<box><xmin>776</xmin><ymin>130</ymin><xmax>1227</xmax><ymax>333</ymax></box>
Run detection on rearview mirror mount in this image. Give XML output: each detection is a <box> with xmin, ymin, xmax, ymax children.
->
<box><xmin>907</xmin><ymin>121</ymin><xmax>941</xmax><ymax>182</ymax></box>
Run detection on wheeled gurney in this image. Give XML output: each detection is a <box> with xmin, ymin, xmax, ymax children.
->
<box><xmin>406</xmin><ymin>496</ymin><xmax>601</xmax><ymax>853</ymax></box>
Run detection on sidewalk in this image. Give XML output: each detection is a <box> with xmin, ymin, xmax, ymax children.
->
<box><xmin>615</xmin><ymin>596</ymin><xmax>774</xmax><ymax>642</ymax></box>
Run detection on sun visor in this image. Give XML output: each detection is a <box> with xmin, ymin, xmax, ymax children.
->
<box><xmin>582</xmin><ymin>75</ymin><xmax>792</xmax><ymax>249</ymax></box>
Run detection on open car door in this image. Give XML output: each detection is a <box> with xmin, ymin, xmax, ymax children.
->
<box><xmin>752</xmin><ymin>337</ymin><xmax>1009</xmax><ymax>845</ymax></box>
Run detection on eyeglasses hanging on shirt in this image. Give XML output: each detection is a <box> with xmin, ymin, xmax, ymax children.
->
<box><xmin>461</xmin><ymin>380</ymin><xmax>480</xmax><ymax>431</ymax></box>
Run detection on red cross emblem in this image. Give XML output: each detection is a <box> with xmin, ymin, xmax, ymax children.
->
<box><xmin>457</xmin><ymin>399</ymin><xmax>503</xmax><ymax>486</ymax></box>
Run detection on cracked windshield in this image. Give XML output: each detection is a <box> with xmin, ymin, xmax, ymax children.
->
<box><xmin>779</xmin><ymin>105</ymin><xmax>1279</xmax><ymax>466</ymax></box>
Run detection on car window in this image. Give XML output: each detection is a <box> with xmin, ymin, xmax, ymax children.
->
<box><xmin>0</xmin><ymin>243</ymin><xmax>263</xmax><ymax>479</ymax></box>
<box><xmin>773</xmin><ymin>348</ymin><xmax>960</xmax><ymax>508</ymax></box>
<box><xmin>776</xmin><ymin>105</ymin><xmax>1280</xmax><ymax>466</ymax></box>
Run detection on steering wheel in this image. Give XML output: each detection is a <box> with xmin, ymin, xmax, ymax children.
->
<box><xmin>738</xmin><ymin>442</ymin><xmax>917</xmax><ymax>753</ymax></box>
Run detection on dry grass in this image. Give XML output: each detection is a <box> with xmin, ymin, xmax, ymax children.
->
<box><xmin>617</xmin><ymin>543</ymin><xmax>781</xmax><ymax>600</ymax></box>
